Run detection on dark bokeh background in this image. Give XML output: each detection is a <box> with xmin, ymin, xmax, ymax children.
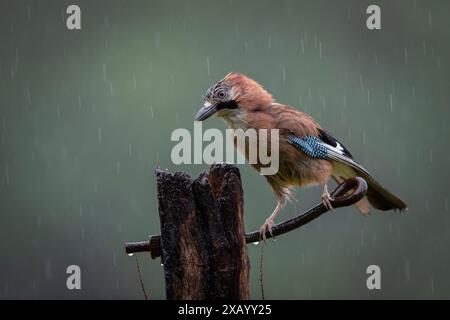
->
<box><xmin>0</xmin><ymin>0</ymin><xmax>449</xmax><ymax>299</ymax></box>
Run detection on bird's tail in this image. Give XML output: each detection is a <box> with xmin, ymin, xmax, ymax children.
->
<box><xmin>332</xmin><ymin>163</ymin><xmax>407</xmax><ymax>214</ymax></box>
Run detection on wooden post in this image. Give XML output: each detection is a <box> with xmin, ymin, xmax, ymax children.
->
<box><xmin>156</xmin><ymin>164</ymin><xmax>250</xmax><ymax>300</ymax></box>
<box><xmin>125</xmin><ymin>164</ymin><xmax>368</xmax><ymax>300</ymax></box>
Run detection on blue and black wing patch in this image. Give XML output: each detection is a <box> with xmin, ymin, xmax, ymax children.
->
<box><xmin>287</xmin><ymin>128</ymin><xmax>366</xmax><ymax>173</ymax></box>
<box><xmin>287</xmin><ymin>135</ymin><xmax>328</xmax><ymax>159</ymax></box>
<box><xmin>287</xmin><ymin>128</ymin><xmax>353</xmax><ymax>161</ymax></box>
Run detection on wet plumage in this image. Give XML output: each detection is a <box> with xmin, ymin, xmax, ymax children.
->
<box><xmin>195</xmin><ymin>72</ymin><xmax>407</xmax><ymax>239</ymax></box>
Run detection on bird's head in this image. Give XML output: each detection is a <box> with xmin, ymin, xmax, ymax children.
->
<box><xmin>194</xmin><ymin>72</ymin><xmax>273</xmax><ymax>122</ymax></box>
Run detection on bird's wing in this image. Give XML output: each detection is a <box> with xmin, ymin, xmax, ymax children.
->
<box><xmin>287</xmin><ymin>129</ymin><xmax>407</xmax><ymax>211</ymax></box>
<box><xmin>286</xmin><ymin>129</ymin><xmax>364</xmax><ymax>171</ymax></box>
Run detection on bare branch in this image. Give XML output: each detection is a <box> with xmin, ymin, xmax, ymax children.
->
<box><xmin>125</xmin><ymin>176</ymin><xmax>368</xmax><ymax>258</ymax></box>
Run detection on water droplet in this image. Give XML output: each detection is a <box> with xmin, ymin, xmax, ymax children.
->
<box><xmin>389</xmin><ymin>94</ymin><xmax>394</xmax><ymax>112</ymax></box>
<box><xmin>127</xmin><ymin>253</ymin><xmax>134</xmax><ymax>257</ymax></box>
<box><xmin>253</xmin><ymin>241</ymin><xmax>259</xmax><ymax>246</ymax></box>
<box><xmin>160</xmin><ymin>263</ymin><xmax>164</xmax><ymax>266</ymax></box>
<box><xmin>97</xmin><ymin>128</ymin><xmax>102</xmax><ymax>144</ymax></box>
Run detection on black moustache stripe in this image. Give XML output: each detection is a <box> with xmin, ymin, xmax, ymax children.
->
<box><xmin>216</xmin><ymin>100</ymin><xmax>238</xmax><ymax>110</ymax></box>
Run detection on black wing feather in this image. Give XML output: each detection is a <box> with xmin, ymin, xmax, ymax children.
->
<box><xmin>317</xmin><ymin>128</ymin><xmax>353</xmax><ymax>159</ymax></box>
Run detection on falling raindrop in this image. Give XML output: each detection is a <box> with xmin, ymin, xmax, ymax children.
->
<box><xmin>102</xmin><ymin>64</ymin><xmax>107</xmax><ymax>82</ymax></box>
<box><xmin>98</xmin><ymin>128</ymin><xmax>102</xmax><ymax>144</ymax></box>
<box><xmin>128</xmin><ymin>143</ymin><xmax>132</xmax><ymax>157</ymax></box>
<box><xmin>113</xmin><ymin>252</ymin><xmax>117</xmax><ymax>267</ymax></box>
<box><xmin>132</xmin><ymin>74</ymin><xmax>137</xmax><ymax>89</ymax></box>
<box><xmin>116</xmin><ymin>161</ymin><xmax>120</xmax><ymax>174</ymax></box>
<box><xmin>268</xmin><ymin>35</ymin><xmax>272</xmax><ymax>49</ymax></box>
<box><xmin>78</xmin><ymin>95</ymin><xmax>82</xmax><ymax>109</ymax></box>
<box><xmin>109</xmin><ymin>82</ymin><xmax>114</xmax><ymax>95</ymax></box>
<box><xmin>389</xmin><ymin>94</ymin><xmax>394</xmax><ymax>112</ymax></box>
<box><xmin>25</xmin><ymin>86</ymin><xmax>31</xmax><ymax>106</ymax></box>
<box><xmin>300</xmin><ymin>37</ymin><xmax>305</xmax><ymax>54</ymax></box>
<box><xmin>321</xmin><ymin>95</ymin><xmax>326</xmax><ymax>110</ymax></box>
<box><xmin>206</xmin><ymin>56</ymin><xmax>210</xmax><ymax>76</ymax></box>
<box><xmin>44</xmin><ymin>260</ymin><xmax>53</xmax><ymax>280</ymax></box>
<box><xmin>404</xmin><ymin>48</ymin><xmax>408</xmax><ymax>65</ymax></box>
<box><xmin>282</xmin><ymin>67</ymin><xmax>286</xmax><ymax>83</ymax></box>
<box><xmin>431</xmin><ymin>277</ymin><xmax>435</xmax><ymax>293</ymax></box>
<box><xmin>319</xmin><ymin>42</ymin><xmax>322</xmax><ymax>60</ymax></box>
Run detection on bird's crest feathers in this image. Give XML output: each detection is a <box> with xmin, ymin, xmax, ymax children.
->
<box><xmin>221</xmin><ymin>72</ymin><xmax>274</xmax><ymax>111</ymax></box>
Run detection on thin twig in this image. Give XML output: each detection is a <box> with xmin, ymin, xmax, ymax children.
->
<box><xmin>134</xmin><ymin>255</ymin><xmax>149</xmax><ymax>300</ymax></box>
<box><xmin>259</xmin><ymin>243</ymin><xmax>265</xmax><ymax>300</ymax></box>
<box><xmin>125</xmin><ymin>177</ymin><xmax>368</xmax><ymax>257</ymax></box>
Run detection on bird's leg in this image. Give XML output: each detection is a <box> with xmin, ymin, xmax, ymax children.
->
<box><xmin>322</xmin><ymin>183</ymin><xmax>334</xmax><ymax>210</ymax></box>
<box><xmin>259</xmin><ymin>200</ymin><xmax>285</xmax><ymax>242</ymax></box>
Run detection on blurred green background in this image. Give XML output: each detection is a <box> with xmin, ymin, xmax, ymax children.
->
<box><xmin>0</xmin><ymin>0</ymin><xmax>449</xmax><ymax>299</ymax></box>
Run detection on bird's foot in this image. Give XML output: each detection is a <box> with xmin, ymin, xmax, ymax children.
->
<box><xmin>259</xmin><ymin>219</ymin><xmax>275</xmax><ymax>243</ymax></box>
<box><xmin>322</xmin><ymin>191</ymin><xmax>334</xmax><ymax>211</ymax></box>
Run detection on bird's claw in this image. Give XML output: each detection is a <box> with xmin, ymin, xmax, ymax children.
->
<box><xmin>322</xmin><ymin>192</ymin><xmax>334</xmax><ymax>211</ymax></box>
<box><xmin>259</xmin><ymin>219</ymin><xmax>275</xmax><ymax>243</ymax></box>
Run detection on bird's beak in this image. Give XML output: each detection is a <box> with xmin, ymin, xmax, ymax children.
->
<box><xmin>194</xmin><ymin>101</ymin><xmax>218</xmax><ymax>121</ymax></box>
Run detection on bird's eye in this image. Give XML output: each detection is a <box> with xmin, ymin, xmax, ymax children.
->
<box><xmin>217</xmin><ymin>90</ymin><xmax>226</xmax><ymax>99</ymax></box>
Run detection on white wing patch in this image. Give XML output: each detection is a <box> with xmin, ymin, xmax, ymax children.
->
<box><xmin>323</xmin><ymin>141</ymin><xmax>345</xmax><ymax>155</ymax></box>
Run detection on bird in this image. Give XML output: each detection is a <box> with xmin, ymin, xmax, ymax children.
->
<box><xmin>194</xmin><ymin>72</ymin><xmax>407</xmax><ymax>240</ymax></box>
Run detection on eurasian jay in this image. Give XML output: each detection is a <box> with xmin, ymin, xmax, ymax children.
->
<box><xmin>194</xmin><ymin>72</ymin><xmax>407</xmax><ymax>240</ymax></box>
